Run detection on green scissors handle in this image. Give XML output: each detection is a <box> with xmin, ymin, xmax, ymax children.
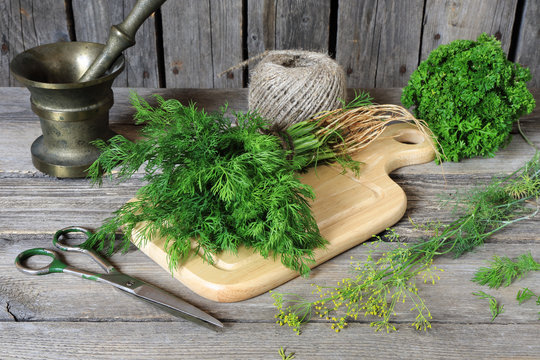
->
<box><xmin>15</xmin><ymin>226</ymin><xmax>115</xmax><ymax>279</ymax></box>
<box><xmin>14</xmin><ymin>246</ymin><xmax>108</xmax><ymax>281</ymax></box>
<box><xmin>52</xmin><ymin>226</ymin><xmax>114</xmax><ymax>273</ymax></box>
<box><xmin>15</xmin><ymin>248</ymin><xmax>68</xmax><ymax>275</ymax></box>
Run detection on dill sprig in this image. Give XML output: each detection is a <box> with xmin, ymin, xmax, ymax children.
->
<box><xmin>85</xmin><ymin>92</ymin><xmax>370</xmax><ymax>276</ymax></box>
<box><xmin>272</xmin><ymin>152</ymin><xmax>540</xmax><ymax>333</ymax></box>
<box><xmin>278</xmin><ymin>347</ymin><xmax>295</xmax><ymax>360</ymax></box>
<box><xmin>472</xmin><ymin>291</ymin><xmax>505</xmax><ymax>321</ymax></box>
<box><xmin>516</xmin><ymin>288</ymin><xmax>538</xmax><ymax>305</ymax></box>
<box><xmin>472</xmin><ymin>252</ymin><xmax>540</xmax><ymax>289</ymax></box>
<box><xmin>516</xmin><ymin>288</ymin><xmax>540</xmax><ymax>319</ymax></box>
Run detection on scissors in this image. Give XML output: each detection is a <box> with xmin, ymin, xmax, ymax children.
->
<box><xmin>15</xmin><ymin>226</ymin><xmax>223</xmax><ymax>330</ymax></box>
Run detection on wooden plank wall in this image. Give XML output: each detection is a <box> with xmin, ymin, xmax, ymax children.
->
<box><xmin>1</xmin><ymin>0</ymin><xmax>538</xmax><ymax>89</ymax></box>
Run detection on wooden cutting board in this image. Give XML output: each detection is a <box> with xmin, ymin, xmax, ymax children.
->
<box><xmin>131</xmin><ymin>123</ymin><xmax>435</xmax><ymax>302</ymax></box>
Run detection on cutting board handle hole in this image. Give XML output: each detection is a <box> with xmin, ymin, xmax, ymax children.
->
<box><xmin>393</xmin><ymin>129</ymin><xmax>425</xmax><ymax>145</ymax></box>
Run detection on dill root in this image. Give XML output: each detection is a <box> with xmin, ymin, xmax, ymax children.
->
<box><xmin>272</xmin><ymin>152</ymin><xmax>540</xmax><ymax>333</ymax></box>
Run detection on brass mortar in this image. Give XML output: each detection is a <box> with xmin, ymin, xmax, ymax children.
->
<box><xmin>10</xmin><ymin>42</ymin><xmax>124</xmax><ymax>178</ymax></box>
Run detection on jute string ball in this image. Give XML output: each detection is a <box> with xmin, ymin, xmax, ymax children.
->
<box><xmin>248</xmin><ymin>50</ymin><xmax>346</xmax><ymax>130</ymax></box>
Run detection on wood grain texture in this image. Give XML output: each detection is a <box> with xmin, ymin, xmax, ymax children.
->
<box><xmin>1</xmin><ymin>322</ymin><xmax>540</xmax><ymax>360</ymax></box>
<box><xmin>246</xmin><ymin>0</ymin><xmax>277</xmax><ymax>56</ymax></box>
<box><xmin>17</xmin><ymin>0</ymin><xmax>70</xmax><ymax>47</ymax></box>
<box><xmin>0</xmin><ymin>0</ymin><xmax>69</xmax><ymax>86</ymax></box>
<box><xmin>420</xmin><ymin>0</ymin><xmax>518</xmax><ymax>61</ymax></box>
<box><xmin>336</xmin><ymin>0</ymin><xmax>424</xmax><ymax>88</ymax></box>
<box><xmin>0</xmin><ymin>0</ymin><xmax>21</xmax><ymax>87</ymax></box>
<box><xmin>209</xmin><ymin>0</ymin><xmax>244</xmax><ymax>88</ymax></box>
<box><xmin>514</xmin><ymin>0</ymin><xmax>540</xmax><ymax>89</ymax></box>
<box><xmin>247</xmin><ymin>0</ymin><xmax>331</xmax><ymax>57</ymax></box>
<box><xmin>275</xmin><ymin>0</ymin><xmax>331</xmax><ymax>51</ymax></box>
<box><xmin>161</xmin><ymin>0</ymin><xmax>212</xmax><ymax>88</ymax></box>
<box><xmin>72</xmin><ymin>0</ymin><xmax>160</xmax><ymax>87</ymax></box>
<box><xmin>161</xmin><ymin>0</ymin><xmax>243</xmax><ymax>88</ymax></box>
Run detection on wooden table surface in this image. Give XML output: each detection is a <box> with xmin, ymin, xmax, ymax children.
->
<box><xmin>1</xmin><ymin>87</ymin><xmax>539</xmax><ymax>359</ymax></box>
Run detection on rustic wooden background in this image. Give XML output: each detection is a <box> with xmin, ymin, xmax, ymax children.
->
<box><xmin>1</xmin><ymin>0</ymin><xmax>539</xmax><ymax>89</ymax></box>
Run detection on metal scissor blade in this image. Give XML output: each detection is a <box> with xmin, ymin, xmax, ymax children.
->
<box><xmin>132</xmin><ymin>283</ymin><xmax>224</xmax><ymax>329</ymax></box>
<box><xmin>99</xmin><ymin>273</ymin><xmax>223</xmax><ymax>330</ymax></box>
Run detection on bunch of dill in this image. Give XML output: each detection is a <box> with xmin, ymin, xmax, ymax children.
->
<box><xmin>272</xmin><ymin>152</ymin><xmax>540</xmax><ymax>333</ymax></box>
<box><xmin>85</xmin><ymin>93</ymin><xmax>369</xmax><ymax>275</ymax></box>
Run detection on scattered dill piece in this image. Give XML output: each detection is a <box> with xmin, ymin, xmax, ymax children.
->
<box><xmin>441</xmin><ymin>151</ymin><xmax>540</xmax><ymax>258</ymax></box>
<box><xmin>278</xmin><ymin>347</ymin><xmax>296</xmax><ymax>360</ymax></box>
<box><xmin>272</xmin><ymin>153</ymin><xmax>540</xmax><ymax>333</ymax></box>
<box><xmin>515</xmin><ymin>288</ymin><xmax>540</xmax><ymax>320</ymax></box>
<box><xmin>473</xmin><ymin>291</ymin><xmax>504</xmax><ymax>321</ymax></box>
<box><xmin>472</xmin><ymin>253</ymin><xmax>540</xmax><ymax>289</ymax></box>
<box><xmin>271</xmin><ymin>291</ymin><xmax>313</xmax><ymax>335</ymax></box>
<box><xmin>516</xmin><ymin>288</ymin><xmax>538</xmax><ymax>305</ymax></box>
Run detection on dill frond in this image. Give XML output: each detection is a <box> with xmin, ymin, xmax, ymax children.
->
<box><xmin>516</xmin><ymin>288</ymin><xmax>538</xmax><ymax>305</ymax></box>
<box><xmin>472</xmin><ymin>291</ymin><xmax>505</xmax><ymax>321</ymax></box>
<box><xmin>278</xmin><ymin>347</ymin><xmax>296</xmax><ymax>360</ymax></box>
<box><xmin>472</xmin><ymin>253</ymin><xmax>540</xmax><ymax>289</ymax></box>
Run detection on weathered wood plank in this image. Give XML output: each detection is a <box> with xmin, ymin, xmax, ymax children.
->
<box><xmin>1</xmin><ymin>86</ymin><xmax>535</xmax><ymax>125</ymax></box>
<box><xmin>0</xmin><ymin>0</ymin><xmax>21</xmax><ymax>87</ymax></box>
<box><xmin>334</xmin><ymin>0</ymin><xmax>378</xmax><ymax>88</ymax></box>
<box><xmin>71</xmin><ymin>0</ymin><xmax>160</xmax><ymax>87</ymax></box>
<box><xmin>247</xmin><ymin>0</ymin><xmax>331</xmax><ymax>57</ymax></box>
<box><xmin>421</xmin><ymin>0</ymin><xmax>518</xmax><ymax>61</ymax></box>
<box><xmin>0</xmin><ymin>87</ymin><xmax>250</xmax><ymax>126</ymax></box>
<box><xmin>7</xmin><ymin>322</ymin><xmax>540</xmax><ymax>359</ymax></box>
<box><xmin>336</xmin><ymin>0</ymin><xmax>424</xmax><ymax>88</ymax></box>
<box><xmin>161</xmin><ymin>1</ymin><xmax>212</xmax><ymax>88</ymax></box>
<box><xmin>18</xmin><ymin>0</ymin><xmax>70</xmax><ymax>47</ymax></box>
<box><xmin>0</xmin><ymin>0</ymin><xmax>70</xmax><ymax>87</ymax></box>
<box><xmin>210</xmin><ymin>0</ymin><xmax>243</xmax><ymax>88</ymax></box>
<box><xmin>1</xmin><ymin>320</ymin><xmax>540</xmax><ymax>359</ymax></box>
<box><xmin>161</xmin><ymin>0</ymin><xmax>243</xmax><ymax>88</ymax></box>
<box><xmin>275</xmin><ymin>0</ymin><xmax>331</xmax><ymax>51</ymax></box>
<box><xmin>2</xmin><ymin>119</ymin><xmax>538</xmax><ymax>177</ymax></box>
<box><xmin>514</xmin><ymin>0</ymin><xmax>540</xmax><ymax>89</ymax></box>
<box><xmin>246</xmin><ymin>0</ymin><xmax>276</xmax><ymax>56</ymax></box>
<box><xmin>2</xmin><ymin>233</ymin><xmax>540</xmax><ymax>325</ymax></box>
<box><xmin>2</xmin><ymin>166</ymin><xmax>540</xmax><ymax>241</ymax></box>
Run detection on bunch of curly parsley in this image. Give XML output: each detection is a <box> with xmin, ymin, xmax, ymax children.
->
<box><xmin>402</xmin><ymin>33</ymin><xmax>535</xmax><ymax>162</ymax></box>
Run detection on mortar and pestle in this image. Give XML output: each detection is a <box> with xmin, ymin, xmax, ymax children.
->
<box><xmin>10</xmin><ymin>0</ymin><xmax>167</xmax><ymax>178</ymax></box>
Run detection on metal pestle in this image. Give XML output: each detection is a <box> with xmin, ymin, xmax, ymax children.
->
<box><xmin>79</xmin><ymin>0</ymin><xmax>167</xmax><ymax>82</ymax></box>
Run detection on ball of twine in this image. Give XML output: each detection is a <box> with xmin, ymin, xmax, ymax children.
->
<box><xmin>248</xmin><ymin>50</ymin><xmax>346</xmax><ymax>130</ymax></box>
